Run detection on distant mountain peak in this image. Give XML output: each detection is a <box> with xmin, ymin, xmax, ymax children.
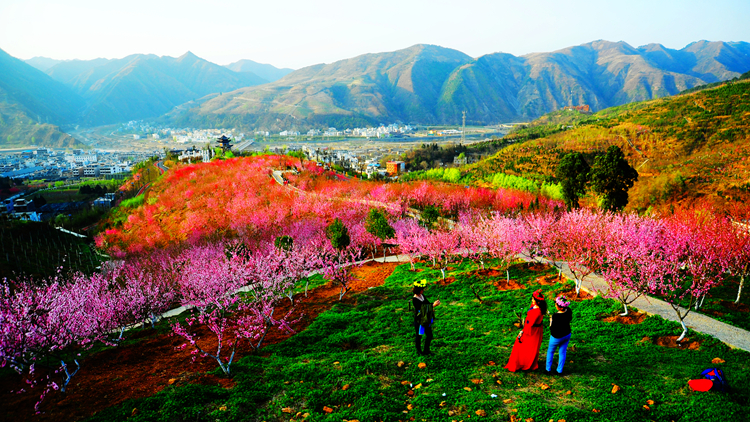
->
<box><xmin>639</xmin><ymin>43</ymin><xmax>668</xmax><ymax>51</ymax></box>
<box><xmin>177</xmin><ymin>51</ymin><xmax>200</xmax><ymax>61</ymax></box>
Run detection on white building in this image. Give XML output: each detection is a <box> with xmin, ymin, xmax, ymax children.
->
<box><xmin>99</xmin><ymin>165</ymin><xmax>125</xmax><ymax>176</ymax></box>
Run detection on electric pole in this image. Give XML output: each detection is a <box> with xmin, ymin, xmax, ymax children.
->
<box><xmin>461</xmin><ymin>111</ymin><xmax>466</xmax><ymax>145</ymax></box>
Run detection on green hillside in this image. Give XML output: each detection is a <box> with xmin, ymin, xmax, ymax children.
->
<box><xmin>0</xmin><ymin>101</ymin><xmax>83</xmax><ymax>148</ymax></box>
<box><xmin>464</xmin><ymin>77</ymin><xmax>750</xmax><ymax>212</ymax></box>
<box><xmin>176</xmin><ymin>44</ymin><xmax>473</xmax><ymax>130</ymax></box>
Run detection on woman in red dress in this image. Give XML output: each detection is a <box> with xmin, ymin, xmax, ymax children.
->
<box><xmin>505</xmin><ymin>289</ymin><xmax>548</xmax><ymax>372</ymax></box>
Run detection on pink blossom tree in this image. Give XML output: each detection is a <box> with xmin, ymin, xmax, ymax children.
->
<box><xmin>455</xmin><ymin>211</ymin><xmax>492</xmax><ymax>270</ymax></box>
<box><xmin>0</xmin><ymin>271</ymin><xmax>126</xmax><ymax>412</ymax></box>
<box><xmin>599</xmin><ymin>214</ymin><xmax>663</xmax><ymax>315</ymax></box>
<box><xmin>171</xmin><ymin>243</ymin><xmax>302</xmax><ymax>376</ymax></box>
<box><xmin>420</xmin><ymin>228</ymin><xmax>461</xmax><ymax>280</ymax></box>
<box><xmin>653</xmin><ymin>213</ymin><xmax>730</xmax><ymax>341</ymax></box>
<box><xmin>393</xmin><ymin>218</ymin><xmax>430</xmax><ymax>270</ymax></box>
<box><xmin>319</xmin><ymin>248</ymin><xmax>361</xmax><ymax>300</ymax></box>
<box><xmin>556</xmin><ymin>210</ymin><xmax>610</xmax><ymax>296</ymax></box>
<box><xmin>484</xmin><ymin>213</ymin><xmax>525</xmax><ymax>281</ymax></box>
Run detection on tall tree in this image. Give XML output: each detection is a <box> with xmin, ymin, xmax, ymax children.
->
<box><xmin>590</xmin><ymin>146</ymin><xmax>638</xmax><ymax>212</ymax></box>
<box><xmin>365</xmin><ymin>208</ymin><xmax>395</xmax><ymax>260</ymax></box>
<box><xmin>556</xmin><ymin>152</ymin><xmax>590</xmax><ymax>210</ymax></box>
<box><xmin>325</xmin><ymin>218</ymin><xmax>350</xmax><ymax>252</ymax></box>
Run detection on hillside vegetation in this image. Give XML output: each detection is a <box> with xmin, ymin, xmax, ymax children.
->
<box><xmin>465</xmin><ymin>77</ymin><xmax>750</xmax><ymax>212</ymax></box>
<box><xmin>0</xmin><ymin>99</ymin><xmax>84</xmax><ymax>148</ymax></box>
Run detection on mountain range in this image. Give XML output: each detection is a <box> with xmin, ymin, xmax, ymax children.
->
<box><xmin>2</xmin><ymin>40</ymin><xmax>750</xmax><ymax>148</ymax></box>
<box><xmin>176</xmin><ymin>40</ymin><xmax>750</xmax><ymax>130</ymax></box>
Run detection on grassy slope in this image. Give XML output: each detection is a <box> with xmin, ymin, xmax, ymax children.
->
<box><xmin>86</xmin><ymin>261</ymin><xmax>749</xmax><ymax>422</ymax></box>
<box><xmin>465</xmin><ymin>79</ymin><xmax>750</xmax><ymax>212</ymax></box>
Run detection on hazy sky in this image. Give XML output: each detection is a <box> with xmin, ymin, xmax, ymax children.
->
<box><xmin>2</xmin><ymin>0</ymin><xmax>749</xmax><ymax>69</ymax></box>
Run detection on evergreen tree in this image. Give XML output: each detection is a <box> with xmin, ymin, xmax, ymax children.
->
<box><xmin>365</xmin><ymin>209</ymin><xmax>395</xmax><ymax>241</ymax></box>
<box><xmin>274</xmin><ymin>235</ymin><xmax>294</xmax><ymax>251</ymax></box>
<box><xmin>556</xmin><ymin>152</ymin><xmax>591</xmax><ymax>210</ymax></box>
<box><xmin>420</xmin><ymin>205</ymin><xmax>441</xmax><ymax>229</ymax></box>
<box><xmin>325</xmin><ymin>218</ymin><xmax>350</xmax><ymax>251</ymax></box>
<box><xmin>590</xmin><ymin>146</ymin><xmax>639</xmax><ymax>212</ymax></box>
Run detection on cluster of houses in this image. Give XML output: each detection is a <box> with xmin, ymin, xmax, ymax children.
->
<box><xmin>296</xmin><ymin>124</ymin><xmax>413</xmax><ymax>139</ymax></box>
<box><xmin>121</xmin><ymin>121</ymin><xmax>248</xmax><ymax>146</ymax></box>
<box><xmin>0</xmin><ymin>148</ymin><xmax>162</xmax><ymax>222</ymax></box>
<box><xmin>0</xmin><ymin>148</ymin><xmax>154</xmax><ymax>181</ymax></box>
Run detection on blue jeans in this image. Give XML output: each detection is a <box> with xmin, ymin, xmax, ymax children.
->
<box><xmin>546</xmin><ymin>333</ymin><xmax>571</xmax><ymax>373</ymax></box>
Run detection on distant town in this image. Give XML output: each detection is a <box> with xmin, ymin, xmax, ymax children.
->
<box><xmin>0</xmin><ymin>120</ymin><xmax>513</xmax><ymax>223</ymax></box>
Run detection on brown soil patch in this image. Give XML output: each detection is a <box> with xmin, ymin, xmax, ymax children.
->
<box><xmin>350</xmin><ymin>261</ymin><xmax>399</xmax><ymax>291</ymax></box>
<box><xmin>0</xmin><ymin>261</ymin><xmax>398</xmax><ymax>421</ymax></box>
<box><xmin>493</xmin><ymin>279</ymin><xmax>526</xmax><ymax>291</ymax></box>
<box><xmin>719</xmin><ymin>300</ymin><xmax>749</xmax><ymax>313</ymax></box>
<box><xmin>523</xmin><ymin>262</ymin><xmax>551</xmax><ymax>272</ymax></box>
<box><xmin>436</xmin><ymin>276</ymin><xmax>457</xmax><ymax>286</ymax></box>
<box><xmin>703</xmin><ymin>308</ymin><xmax>726</xmax><ymax>317</ymax></box>
<box><xmin>535</xmin><ymin>274</ymin><xmax>563</xmax><ymax>286</ymax></box>
<box><xmin>600</xmin><ymin>310</ymin><xmax>648</xmax><ymax>325</ymax></box>
<box><xmin>653</xmin><ymin>336</ymin><xmax>702</xmax><ymax>351</ymax></box>
<box><xmin>474</xmin><ymin>268</ymin><xmax>506</xmax><ymax>277</ymax></box>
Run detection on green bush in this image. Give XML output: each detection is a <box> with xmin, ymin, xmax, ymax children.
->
<box><xmin>119</xmin><ymin>194</ymin><xmax>145</xmax><ymax>209</ymax></box>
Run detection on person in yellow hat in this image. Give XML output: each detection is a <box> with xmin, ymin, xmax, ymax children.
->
<box><xmin>412</xmin><ymin>279</ymin><xmax>441</xmax><ymax>356</ymax></box>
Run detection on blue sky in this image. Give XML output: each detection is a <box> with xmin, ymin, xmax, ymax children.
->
<box><xmin>1</xmin><ymin>0</ymin><xmax>749</xmax><ymax>69</ymax></box>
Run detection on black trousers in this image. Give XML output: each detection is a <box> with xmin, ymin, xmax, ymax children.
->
<box><xmin>414</xmin><ymin>324</ymin><xmax>433</xmax><ymax>354</ymax></box>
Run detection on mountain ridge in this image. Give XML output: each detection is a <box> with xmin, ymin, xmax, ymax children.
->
<box><xmin>44</xmin><ymin>52</ymin><xmax>269</xmax><ymax>126</ymax></box>
<box><xmin>3</xmin><ymin>39</ymin><xmax>750</xmax><ymax>143</ymax></box>
<box><xmin>173</xmin><ymin>40</ymin><xmax>750</xmax><ymax>130</ymax></box>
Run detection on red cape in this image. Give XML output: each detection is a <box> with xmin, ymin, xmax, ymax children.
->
<box><xmin>505</xmin><ymin>307</ymin><xmax>544</xmax><ymax>372</ymax></box>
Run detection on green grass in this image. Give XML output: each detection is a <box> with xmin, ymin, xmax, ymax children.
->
<box><xmin>85</xmin><ymin>261</ymin><xmax>750</xmax><ymax>422</ymax></box>
<box><xmin>690</xmin><ymin>275</ymin><xmax>750</xmax><ymax>331</ymax></box>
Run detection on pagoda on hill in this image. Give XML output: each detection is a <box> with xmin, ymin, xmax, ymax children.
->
<box><xmin>216</xmin><ymin>135</ymin><xmax>233</xmax><ymax>153</ymax></box>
